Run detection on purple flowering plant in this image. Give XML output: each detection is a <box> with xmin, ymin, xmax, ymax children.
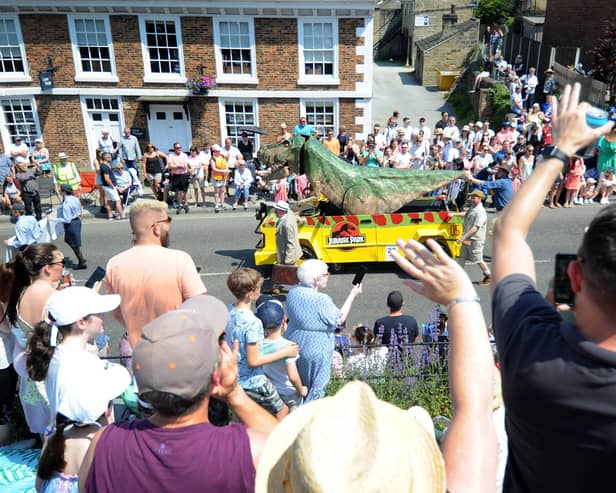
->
<box><xmin>185</xmin><ymin>74</ymin><xmax>215</xmax><ymax>94</ymax></box>
<box><xmin>327</xmin><ymin>322</ymin><xmax>451</xmax><ymax>417</ymax></box>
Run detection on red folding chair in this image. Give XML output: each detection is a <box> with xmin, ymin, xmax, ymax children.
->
<box><xmin>79</xmin><ymin>171</ymin><xmax>98</xmax><ymax>205</ymax></box>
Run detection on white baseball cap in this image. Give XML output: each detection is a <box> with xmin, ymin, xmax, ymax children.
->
<box><xmin>48</xmin><ymin>347</ymin><xmax>130</xmax><ymax>427</ymax></box>
<box><xmin>47</xmin><ymin>287</ymin><xmax>121</xmax><ymax>326</ymax></box>
<box><xmin>211</xmin><ymin>144</ymin><xmax>222</xmax><ymax>152</ymax></box>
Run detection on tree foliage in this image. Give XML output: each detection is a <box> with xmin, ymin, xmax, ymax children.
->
<box><xmin>588</xmin><ymin>22</ymin><xmax>616</xmax><ymax>106</ymax></box>
<box><xmin>473</xmin><ymin>0</ymin><xmax>516</xmax><ymax>26</ymax></box>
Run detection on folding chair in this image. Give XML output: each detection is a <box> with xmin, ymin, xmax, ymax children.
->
<box><xmin>79</xmin><ymin>171</ymin><xmax>98</xmax><ymax>205</ymax></box>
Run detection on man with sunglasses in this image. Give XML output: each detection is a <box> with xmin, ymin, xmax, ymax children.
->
<box><xmin>168</xmin><ymin>142</ymin><xmax>190</xmax><ymax>214</ymax></box>
<box><xmin>105</xmin><ymin>199</ymin><xmax>206</xmax><ymax>356</ymax></box>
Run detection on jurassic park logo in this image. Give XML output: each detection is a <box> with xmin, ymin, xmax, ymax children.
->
<box><xmin>328</xmin><ymin>221</ymin><xmax>366</xmax><ymax>246</ymax></box>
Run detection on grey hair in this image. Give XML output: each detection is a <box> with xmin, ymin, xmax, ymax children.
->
<box><xmin>297</xmin><ymin>259</ymin><xmax>328</xmax><ymax>288</ymax></box>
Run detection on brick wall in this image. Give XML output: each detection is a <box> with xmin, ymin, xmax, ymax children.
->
<box><xmin>418</xmin><ymin>22</ymin><xmax>479</xmax><ymax>86</ymax></box>
<box><xmin>21</xmin><ymin>15</ymin><xmax>74</xmax><ymax>88</ymax></box>
<box><xmin>110</xmin><ymin>16</ymin><xmax>142</xmax><ymax>88</ymax></box>
<box><xmin>13</xmin><ymin>14</ymin><xmax>366</xmax><ymax>91</ymax></box>
<box><xmin>406</xmin><ymin>1</ymin><xmax>474</xmax><ymax>65</ymax></box>
<box><xmin>339</xmin><ymin>99</ymin><xmax>363</xmax><ymax>138</ymax></box>
<box><xmin>257</xmin><ymin>99</ymin><xmax>302</xmax><ymax>145</ymax></box>
<box><xmin>254</xmin><ymin>19</ymin><xmax>298</xmax><ymax>90</ymax></box>
<box><xmin>188</xmin><ymin>97</ymin><xmax>221</xmax><ymax>146</ymax></box>
<box><xmin>182</xmin><ymin>17</ymin><xmax>216</xmax><ymax>87</ymax></box>
<box><xmin>339</xmin><ymin>18</ymin><xmax>366</xmax><ymax>91</ymax></box>
<box><xmin>542</xmin><ymin>0</ymin><xmax>612</xmax><ymax>65</ymax></box>
<box><xmin>36</xmin><ymin>96</ymin><xmax>90</xmax><ymax>166</ymax></box>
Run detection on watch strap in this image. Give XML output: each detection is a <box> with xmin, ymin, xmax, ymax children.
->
<box><xmin>542</xmin><ymin>145</ymin><xmax>570</xmax><ymax>168</ymax></box>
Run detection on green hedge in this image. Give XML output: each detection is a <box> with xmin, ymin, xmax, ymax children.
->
<box><xmin>487</xmin><ymin>84</ymin><xmax>511</xmax><ymax>127</ymax></box>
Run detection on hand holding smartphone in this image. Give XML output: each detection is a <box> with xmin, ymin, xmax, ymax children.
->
<box><xmin>553</xmin><ymin>254</ymin><xmax>576</xmax><ymax>305</ymax></box>
<box><xmin>352</xmin><ymin>266</ymin><xmax>367</xmax><ymax>286</ymax></box>
<box><xmin>85</xmin><ymin>266</ymin><xmax>106</xmax><ymax>289</ymax></box>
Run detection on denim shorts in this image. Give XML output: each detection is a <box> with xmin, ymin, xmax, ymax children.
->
<box><xmin>244</xmin><ymin>379</ymin><xmax>285</xmax><ymax>415</ymax></box>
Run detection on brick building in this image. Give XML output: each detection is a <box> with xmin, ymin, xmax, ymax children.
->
<box><xmin>542</xmin><ymin>0</ymin><xmax>615</xmax><ymax>66</ymax></box>
<box><xmin>0</xmin><ymin>1</ymin><xmax>375</xmax><ymax>167</ymax></box>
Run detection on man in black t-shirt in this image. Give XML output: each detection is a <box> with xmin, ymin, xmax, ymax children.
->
<box><xmin>100</xmin><ymin>152</ymin><xmax>125</xmax><ymax>220</ymax></box>
<box><xmin>373</xmin><ymin>290</ymin><xmax>418</xmax><ymax>346</ymax></box>
<box><xmin>492</xmin><ymin>85</ymin><xmax>616</xmax><ymax>492</ymax></box>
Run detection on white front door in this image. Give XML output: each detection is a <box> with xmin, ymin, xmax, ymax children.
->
<box><xmin>81</xmin><ymin>96</ymin><xmax>124</xmax><ymax>167</ymax></box>
<box><xmin>147</xmin><ymin>104</ymin><xmax>191</xmax><ymax>153</ymax></box>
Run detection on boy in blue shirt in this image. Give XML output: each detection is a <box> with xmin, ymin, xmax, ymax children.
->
<box><xmin>256</xmin><ymin>299</ymin><xmax>307</xmax><ymax>411</ymax></box>
<box><xmin>225</xmin><ymin>268</ymin><xmax>298</xmax><ymax>420</ymax></box>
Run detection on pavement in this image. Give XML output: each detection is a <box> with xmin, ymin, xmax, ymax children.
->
<box><xmin>371</xmin><ymin>61</ymin><xmax>455</xmax><ymax>129</ymax></box>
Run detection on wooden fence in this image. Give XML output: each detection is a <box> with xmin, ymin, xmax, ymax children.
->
<box><xmin>503</xmin><ymin>32</ymin><xmax>608</xmax><ymax>106</ymax></box>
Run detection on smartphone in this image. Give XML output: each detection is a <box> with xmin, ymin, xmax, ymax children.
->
<box><xmin>352</xmin><ymin>266</ymin><xmax>367</xmax><ymax>286</ymax></box>
<box><xmin>85</xmin><ymin>266</ymin><xmax>106</xmax><ymax>289</ymax></box>
<box><xmin>553</xmin><ymin>254</ymin><xmax>577</xmax><ymax>305</ymax></box>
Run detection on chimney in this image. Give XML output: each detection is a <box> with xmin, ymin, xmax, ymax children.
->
<box><xmin>442</xmin><ymin>4</ymin><xmax>458</xmax><ymax>35</ymax></box>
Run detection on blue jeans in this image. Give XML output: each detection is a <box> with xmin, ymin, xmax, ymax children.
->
<box><xmin>235</xmin><ymin>185</ymin><xmax>249</xmax><ymax>201</ymax></box>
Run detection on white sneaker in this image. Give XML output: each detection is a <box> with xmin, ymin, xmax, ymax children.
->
<box><xmin>600</xmin><ymin>198</ymin><xmax>609</xmax><ymax>205</ymax></box>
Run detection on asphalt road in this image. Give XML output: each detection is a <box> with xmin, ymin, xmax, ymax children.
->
<box><xmin>0</xmin><ymin>202</ymin><xmax>596</xmax><ymax>353</ymax></box>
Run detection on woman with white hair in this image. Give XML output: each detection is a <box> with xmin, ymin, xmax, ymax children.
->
<box><xmin>284</xmin><ymin>259</ymin><xmax>362</xmax><ymax>402</ymax></box>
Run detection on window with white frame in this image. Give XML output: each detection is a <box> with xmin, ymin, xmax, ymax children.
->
<box><xmin>139</xmin><ymin>17</ymin><xmax>184</xmax><ymax>81</ymax></box>
<box><xmin>0</xmin><ymin>17</ymin><xmax>29</xmax><ymax>80</ymax></box>
<box><xmin>298</xmin><ymin>19</ymin><xmax>338</xmax><ymax>84</ymax></box>
<box><xmin>302</xmin><ymin>100</ymin><xmax>337</xmax><ymax>136</ymax></box>
<box><xmin>1</xmin><ymin>98</ymin><xmax>41</xmax><ymax>148</ymax></box>
<box><xmin>68</xmin><ymin>16</ymin><xmax>116</xmax><ymax>80</ymax></box>
<box><xmin>222</xmin><ymin>100</ymin><xmax>257</xmax><ymax>148</ymax></box>
<box><xmin>213</xmin><ymin>19</ymin><xmax>257</xmax><ymax>83</ymax></box>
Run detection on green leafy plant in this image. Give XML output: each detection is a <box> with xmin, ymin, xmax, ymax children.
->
<box><xmin>473</xmin><ymin>0</ymin><xmax>516</xmax><ymax>26</ymax></box>
<box><xmin>487</xmin><ymin>83</ymin><xmax>511</xmax><ymax>127</ymax></box>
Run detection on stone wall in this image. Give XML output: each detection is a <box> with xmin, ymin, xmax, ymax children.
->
<box><xmin>417</xmin><ymin>20</ymin><xmax>480</xmax><ymax>86</ymax></box>
<box><xmin>402</xmin><ymin>0</ymin><xmax>475</xmax><ymax>65</ymax></box>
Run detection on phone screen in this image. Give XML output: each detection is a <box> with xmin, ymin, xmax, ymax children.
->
<box><xmin>85</xmin><ymin>267</ymin><xmax>106</xmax><ymax>289</ymax></box>
<box><xmin>553</xmin><ymin>254</ymin><xmax>576</xmax><ymax>305</ymax></box>
<box><xmin>352</xmin><ymin>266</ymin><xmax>367</xmax><ymax>286</ymax></box>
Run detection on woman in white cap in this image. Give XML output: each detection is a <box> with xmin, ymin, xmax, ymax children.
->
<box><xmin>32</xmin><ymin>139</ymin><xmax>51</xmax><ymax>177</ymax></box>
<box><xmin>26</xmin><ymin>286</ymin><xmax>130</xmax><ymax>493</ymax></box>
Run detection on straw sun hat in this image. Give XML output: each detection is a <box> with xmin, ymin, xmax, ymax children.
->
<box><xmin>255</xmin><ymin>381</ymin><xmax>446</xmax><ymax>493</ymax></box>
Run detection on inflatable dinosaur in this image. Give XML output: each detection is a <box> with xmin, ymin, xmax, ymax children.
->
<box><xmin>257</xmin><ymin>136</ymin><xmax>463</xmax><ymax>215</ymax></box>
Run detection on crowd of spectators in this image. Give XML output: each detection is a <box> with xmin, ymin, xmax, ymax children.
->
<box><xmin>1</xmin><ymin>81</ymin><xmax>616</xmax><ymax>492</ymax></box>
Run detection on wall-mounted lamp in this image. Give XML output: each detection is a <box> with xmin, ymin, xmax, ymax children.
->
<box><xmin>39</xmin><ymin>56</ymin><xmax>58</xmax><ymax>91</ymax></box>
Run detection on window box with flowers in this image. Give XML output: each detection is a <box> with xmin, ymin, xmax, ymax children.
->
<box><xmin>186</xmin><ymin>74</ymin><xmax>215</xmax><ymax>95</ymax></box>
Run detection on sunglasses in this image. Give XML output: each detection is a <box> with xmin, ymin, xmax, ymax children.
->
<box><xmin>151</xmin><ymin>217</ymin><xmax>172</xmax><ymax>228</ymax></box>
<box><xmin>174</xmin><ymin>146</ymin><xmax>182</xmax><ymax>150</ymax></box>
<box><xmin>49</xmin><ymin>258</ymin><xmax>67</xmax><ymax>267</ymax></box>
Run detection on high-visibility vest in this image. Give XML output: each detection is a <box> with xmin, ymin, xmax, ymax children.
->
<box><xmin>211</xmin><ymin>155</ymin><xmax>228</xmax><ymax>181</ymax></box>
<box><xmin>54</xmin><ymin>162</ymin><xmax>80</xmax><ymax>190</ymax></box>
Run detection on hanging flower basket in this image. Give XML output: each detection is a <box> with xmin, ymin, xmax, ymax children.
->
<box><xmin>186</xmin><ymin>74</ymin><xmax>215</xmax><ymax>95</ymax></box>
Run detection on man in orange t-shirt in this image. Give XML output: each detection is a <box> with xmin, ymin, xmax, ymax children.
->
<box><xmin>105</xmin><ymin>199</ymin><xmax>206</xmax><ymax>350</ymax></box>
<box><xmin>322</xmin><ymin>129</ymin><xmax>340</xmax><ymax>156</ymax></box>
